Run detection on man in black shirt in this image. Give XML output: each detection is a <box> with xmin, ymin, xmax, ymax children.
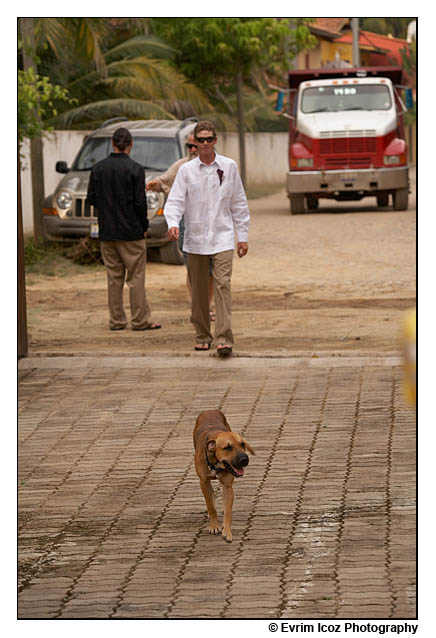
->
<box><xmin>87</xmin><ymin>128</ymin><xmax>161</xmax><ymax>331</ymax></box>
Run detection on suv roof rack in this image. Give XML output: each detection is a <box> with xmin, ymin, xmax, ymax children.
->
<box><xmin>99</xmin><ymin>117</ymin><xmax>129</xmax><ymax>128</ymax></box>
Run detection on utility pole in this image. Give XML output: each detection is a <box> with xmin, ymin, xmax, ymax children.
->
<box><xmin>20</xmin><ymin>17</ymin><xmax>46</xmax><ymax>245</ymax></box>
<box><xmin>352</xmin><ymin>18</ymin><xmax>361</xmax><ymax>67</ymax></box>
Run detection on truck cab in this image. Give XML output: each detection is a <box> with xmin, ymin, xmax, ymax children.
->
<box><xmin>286</xmin><ymin>67</ymin><xmax>409</xmax><ymax>213</ymax></box>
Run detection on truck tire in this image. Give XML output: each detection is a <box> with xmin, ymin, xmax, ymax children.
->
<box><xmin>306</xmin><ymin>196</ymin><xmax>319</xmax><ymax>210</ymax></box>
<box><xmin>290</xmin><ymin>195</ymin><xmax>305</xmax><ymax>214</ymax></box>
<box><xmin>160</xmin><ymin>241</ymin><xmax>184</xmax><ymax>265</ymax></box>
<box><xmin>393</xmin><ymin>188</ymin><xmax>409</xmax><ymax>211</ymax></box>
<box><xmin>376</xmin><ymin>192</ymin><xmax>389</xmax><ymax>207</ymax></box>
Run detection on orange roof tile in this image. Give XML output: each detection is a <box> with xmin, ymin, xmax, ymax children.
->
<box><xmin>337</xmin><ymin>30</ymin><xmax>408</xmax><ymax>56</ymax></box>
<box><xmin>311</xmin><ymin>18</ymin><xmax>349</xmax><ymax>36</ymax></box>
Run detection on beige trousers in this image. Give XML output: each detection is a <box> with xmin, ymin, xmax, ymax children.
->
<box><xmin>188</xmin><ymin>250</ymin><xmax>234</xmax><ymax>346</ymax></box>
<box><xmin>100</xmin><ymin>239</ymin><xmax>152</xmax><ymax>330</ymax></box>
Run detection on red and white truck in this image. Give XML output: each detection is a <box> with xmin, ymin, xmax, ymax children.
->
<box><xmin>286</xmin><ymin>66</ymin><xmax>410</xmax><ymax>213</ymax></box>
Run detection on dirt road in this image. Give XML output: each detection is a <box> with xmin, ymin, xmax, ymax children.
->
<box><xmin>25</xmin><ymin>175</ymin><xmax>416</xmax><ymax>356</ymax></box>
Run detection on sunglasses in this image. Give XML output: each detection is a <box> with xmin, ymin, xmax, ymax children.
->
<box><xmin>195</xmin><ymin>135</ymin><xmax>216</xmax><ymax>144</ymax></box>
<box><xmin>186</xmin><ymin>143</ymin><xmax>198</xmax><ymax>149</ymax></box>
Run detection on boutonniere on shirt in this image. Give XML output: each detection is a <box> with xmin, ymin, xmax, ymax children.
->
<box><xmin>217</xmin><ymin>169</ymin><xmax>224</xmax><ymax>186</ymax></box>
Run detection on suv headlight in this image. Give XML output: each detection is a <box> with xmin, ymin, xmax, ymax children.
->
<box><xmin>146</xmin><ymin>191</ymin><xmax>164</xmax><ymax>218</ymax></box>
<box><xmin>56</xmin><ymin>191</ymin><xmax>73</xmax><ymax>209</ymax></box>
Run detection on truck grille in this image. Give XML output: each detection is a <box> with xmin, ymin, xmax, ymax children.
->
<box><xmin>320</xmin><ymin>137</ymin><xmax>377</xmax><ymax>155</ymax></box>
<box><xmin>74</xmin><ymin>197</ymin><xmax>97</xmax><ymax>218</ymax></box>
<box><xmin>325</xmin><ymin>157</ymin><xmax>372</xmax><ymax>168</ymax></box>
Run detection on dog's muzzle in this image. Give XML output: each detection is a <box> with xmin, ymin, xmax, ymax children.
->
<box><xmin>224</xmin><ymin>453</ymin><xmax>249</xmax><ymax>477</ymax></box>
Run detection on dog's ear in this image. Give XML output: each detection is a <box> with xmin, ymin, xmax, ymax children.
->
<box><xmin>245</xmin><ymin>442</ymin><xmax>255</xmax><ymax>455</ymax></box>
<box><xmin>241</xmin><ymin>436</ymin><xmax>255</xmax><ymax>456</ymax></box>
<box><xmin>207</xmin><ymin>440</ymin><xmax>216</xmax><ymax>452</ymax></box>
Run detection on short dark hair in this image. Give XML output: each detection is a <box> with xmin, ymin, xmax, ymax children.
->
<box><xmin>194</xmin><ymin>120</ymin><xmax>217</xmax><ymax>138</ymax></box>
<box><xmin>112</xmin><ymin>127</ymin><xmax>133</xmax><ymax>151</ymax></box>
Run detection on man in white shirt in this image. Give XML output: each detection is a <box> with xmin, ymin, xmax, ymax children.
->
<box><xmin>147</xmin><ymin>135</ymin><xmax>214</xmax><ymax>316</ymax></box>
<box><xmin>164</xmin><ymin>120</ymin><xmax>250</xmax><ymax>357</ymax></box>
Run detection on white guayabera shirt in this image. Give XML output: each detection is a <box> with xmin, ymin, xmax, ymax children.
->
<box><xmin>163</xmin><ymin>153</ymin><xmax>250</xmax><ymax>255</ymax></box>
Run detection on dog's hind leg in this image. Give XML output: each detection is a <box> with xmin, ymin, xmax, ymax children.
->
<box><xmin>200</xmin><ymin>479</ymin><xmax>220</xmax><ymax>534</ymax></box>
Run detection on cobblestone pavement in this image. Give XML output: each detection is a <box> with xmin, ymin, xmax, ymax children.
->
<box><xmin>18</xmin><ymin>354</ymin><xmax>415</xmax><ymax>619</ymax></box>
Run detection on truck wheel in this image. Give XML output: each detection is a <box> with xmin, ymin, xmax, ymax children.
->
<box><xmin>160</xmin><ymin>240</ymin><xmax>184</xmax><ymax>265</ymax></box>
<box><xmin>393</xmin><ymin>188</ymin><xmax>409</xmax><ymax>211</ymax></box>
<box><xmin>306</xmin><ymin>196</ymin><xmax>319</xmax><ymax>210</ymax></box>
<box><xmin>376</xmin><ymin>192</ymin><xmax>389</xmax><ymax>207</ymax></box>
<box><xmin>290</xmin><ymin>195</ymin><xmax>305</xmax><ymax>214</ymax></box>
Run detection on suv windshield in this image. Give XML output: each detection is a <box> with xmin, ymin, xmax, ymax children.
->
<box><xmin>72</xmin><ymin>136</ymin><xmax>180</xmax><ymax>171</ymax></box>
<box><xmin>301</xmin><ymin>84</ymin><xmax>392</xmax><ymax>114</ymax></box>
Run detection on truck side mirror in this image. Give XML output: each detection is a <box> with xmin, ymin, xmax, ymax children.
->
<box><xmin>56</xmin><ymin>161</ymin><xmax>69</xmax><ymax>174</ymax></box>
<box><xmin>405</xmin><ymin>88</ymin><xmax>414</xmax><ymax>110</ymax></box>
<box><xmin>275</xmin><ymin>91</ymin><xmax>284</xmax><ymax>112</ymax></box>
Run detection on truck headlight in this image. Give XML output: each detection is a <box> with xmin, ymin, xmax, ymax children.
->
<box><xmin>56</xmin><ymin>191</ymin><xmax>73</xmax><ymax>209</ymax></box>
<box><xmin>296</xmin><ymin>158</ymin><xmax>314</xmax><ymax>168</ymax></box>
<box><xmin>384</xmin><ymin>155</ymin><xmax>401</xmax><ymax>165</ymax></box>
<box><xmin>146</xmin><ymin>191</ymin><xmax>164</xmax><ymax>218</ymax></box>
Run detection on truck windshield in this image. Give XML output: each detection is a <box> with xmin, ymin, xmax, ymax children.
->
<box><xmin>72</xmin><ymin>137</ymin><xmax>180</xmax><ymax>171</ymax></box>
<box><xmin>301</xmin><ymin>84</ymin><xmax>392</xmax><ymax>114</ymax></box>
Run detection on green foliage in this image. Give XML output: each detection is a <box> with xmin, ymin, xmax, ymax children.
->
<box><xmin>152</xmin><ymin>18</ymin><xmax>315</xmax><ymax>87</ymax></box>
<box><xmin>18</xmin><ymin>66</ymin><xmax>76</xmax><ymax>142</ymax></box>
<box><xmin>151</xmin><ymin>18</ymin><xmax>316</xmax><ymax>130</ymax></box>
<box><xmin>360</xmin><ymin>18</ymin><xmax>414</xmax><ymax>39</ymax></box>
<box><xmin>28</xmin><ymin>18</ymin><xmax>213</xmax><ymax>129</ymax></box>
<box><xmin>401</xmin><ymin>38</ymin><xmax>416</xmax><ymax>78</ymax></box>
<box><xmin>20</xmin><ymin>17</ymin><xmax>316</xmax><ymax>132</ymax></box>
<box><xmin>24</xmin><ymin>235</ymin><xmax>71</xmax><ymax>274</ymax></box>
<box><xmin>400</xmin><ymin>38</ymin><xmax>416</xmax><ymax>125</ymax></box>
<box><xmin>24</xmin><ymin>234</ymin><xmax>104</xmax><ymax>275</ymax></box>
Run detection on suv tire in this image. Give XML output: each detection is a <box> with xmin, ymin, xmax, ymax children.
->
<box><xmin>160</xmin><ymin>241</ymin><xmax>184</xmax><ymax>265</ymax></box>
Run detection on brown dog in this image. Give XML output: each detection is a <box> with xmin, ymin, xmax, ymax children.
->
<box><xmin>193</xmin><ymin>409</ymin><xmax>255</xmax><ymax>542</ymax></box>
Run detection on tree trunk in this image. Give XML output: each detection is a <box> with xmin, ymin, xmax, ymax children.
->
<box><xmin>20</xmin><ymin>17</ymin><xmax>46</xmax><ymax>245</ymax></box>
<box><xmin>236</xmin><ymin>69</ymin><xmax>247</xmax><ymax>188</ymax></box>
<box><xmin>18</xmin><ymin>152</ymin><xmax>28</xmax><ymax>359</ymax></box>
<box><xmin>30</xmin><ymin>136</ymin><xmax>46</xmax><ymax>244</ymax></box>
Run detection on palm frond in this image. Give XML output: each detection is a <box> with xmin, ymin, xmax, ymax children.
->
<box><xmin>33</xmin><ymin>18</ymin><xmax>72</xmax><ymax>59</ymax></box>
<box><xmin>105</xmin><ymin>35</ymin><xmax>176</xmax><ymax>63</ymax></box>
<box><xmin>51</xmin><ymin>98</ymin><xmax>176</xmax><ymax>129</ymax></box>
<box><xmin>102</xmin><ymin>58</ymin><xmax>214</xmax><ymax>111</ymax></box>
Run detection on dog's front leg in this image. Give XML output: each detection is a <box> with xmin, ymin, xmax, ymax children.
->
<box><xmin>221</xmin><ymin>477</ymin><xmax>234</xmax><ymax>543</ymax></box>
<box><xmin>200</xmin><ymin>478</ymin><xmax>220</xmax><ymax>534</ymax></box>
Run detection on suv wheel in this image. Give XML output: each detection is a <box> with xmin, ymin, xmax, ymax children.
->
<box><xmin>160</xmin><ymin>241</ymin><xmax>184</xmax><ymax>265</ymax></box>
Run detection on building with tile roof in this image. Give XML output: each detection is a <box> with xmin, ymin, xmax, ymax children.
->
<box><xmin>294</xmin><ymin>19</ymin><xmax>411</xmax><ymax>81</ymax></box>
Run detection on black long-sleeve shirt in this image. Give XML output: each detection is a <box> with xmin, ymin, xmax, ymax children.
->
<box><xmin>87</xmin><ymin>152</ymin><xmax>148</xmax><ymax>241</ymax></box>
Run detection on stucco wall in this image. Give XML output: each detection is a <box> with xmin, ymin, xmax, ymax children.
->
<box><xmin>20</xmin><ymin>130</ymin><xmax>289</xmax><ymax>233</ymax></box>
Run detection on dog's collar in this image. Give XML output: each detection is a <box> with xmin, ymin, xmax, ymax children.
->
<box><xmin>206</xmin><ymin>450</ymin><xmax>225</xmax><ymax>473</ymax></box>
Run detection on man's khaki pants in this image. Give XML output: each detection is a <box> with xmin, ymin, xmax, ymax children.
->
<box><xmin>188</xmin><ymin>250</ymin><xmax>234</xmax><ymax>346</ymax></box>
<box><xmin>100</xmin><ymin>239</ymin><xmax>152</xmax><ymax>330</ymax></box>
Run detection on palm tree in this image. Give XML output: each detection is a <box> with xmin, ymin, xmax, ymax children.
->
<box><xmin>28</xmin><ymin>18</ymin><xmax>214</xmax><ymax>128</ymax></box>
